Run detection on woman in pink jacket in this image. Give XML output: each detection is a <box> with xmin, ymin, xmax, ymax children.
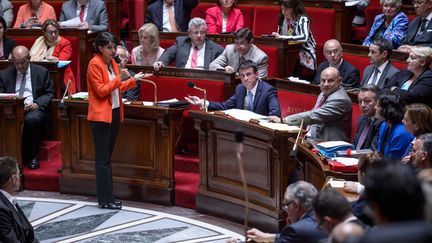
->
<box><xmin>205</xmin><ymin>0</ymin><xmax>244</xmax><ymax>34</ymax></box>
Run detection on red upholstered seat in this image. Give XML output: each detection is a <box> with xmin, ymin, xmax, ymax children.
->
<box><xmin>352</xmin><ymin>7</ymin><xmax>382</xmax><ymax>42</ymax></box>
<box><xmin>237</xmin><ymin>5</ymin><xmax>255</xmax><ymax>30</ymax></box>
<box><xmin>393</xmin><ymin>60</ymin><xmax>407</xmax><ymax>70</ymax></box>
<box><xmin>191</xmin><ymin>3</ymin><xmax>213</xmax><ymax>19</ymax></box>
<box><xmin>259</xmin><ymin>46</ymin><xmax>278</xmax><ymax>77</ymax></box>
<box><xmin>160</xmin><ymin>39</ymin><xmax>175</xmax><ymax>49</ymax></box>
<box><xmin>277</xmin><ymin>90</ymin><xmax>316</xmax><ymax>117</ymax></box>
<box><xmin>121</xmin><ymin>0</ymin><xmax>129</xmax><ymax>31</ymax></box>
<box><xmin>129</xmin><ymin>0</ymin><xmax>146</xmax><ymax>31</ymax></box>
<box><xmin>408</xmin><ymin>15</ymin><xmax>416</xmax><ymax>22</ymax></box>
<box><xmin>343</xmin><ymin>53</ymin><xmax>370</xmax><ymax>80</ymax></box>
<box><xmin>253</xmin><ymin>6</ymin><xmax>279</xmax><ymax>36</ymax></box>
<box><xmin>305</xmin><ymin>7</ymin><xmax>336</xmax><ymax>45</ymax></box>
<box><xmin>351</xmin><ymin>104</ymin><xmax>361</xmax><ymax>143</ymax></box>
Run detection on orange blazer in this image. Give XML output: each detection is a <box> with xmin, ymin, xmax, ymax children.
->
<box><xmin>87</xmin><ymin>54</ymin><xmax>136</xmax><ymax>123</ymax></box>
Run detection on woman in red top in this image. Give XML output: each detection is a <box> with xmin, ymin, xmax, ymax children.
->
<box><xmin>87</xmin><ymin>32</ymin><xmax>146</xmax><ymax>209</ymax></box>
<box><xmin>29</xmin><ymin>19</ymin><xmax>77</xmax><ymax>93</ymax></box>
<box><xmin>205</xmin><ymin>0</ymin><xmax>244</xmax><ymax>34</ymax></box>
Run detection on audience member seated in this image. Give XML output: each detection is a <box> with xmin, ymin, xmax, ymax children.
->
<box><xmin>209</xmin><ymin>28</ymin><xmax>268</xmax><ymax>79</ymax></box>
<box><xmin>313</xmin><ymin>189</ymin><xmax>366</xmax><ymax>238</ymax></box>
<box><xmin>401</xmin><ymin>103</ymin><xmax>432</xmax><ymax>162</ymax></box>
<box><xmin>386</xmin><ymin>46</ymin><xmax>432</xmax><ymax>107</ymax></box>
<box><xmin>398</xmin><ymin>0</ymin><xmax>432</xmax><ymax>52</ymax></box>
<box><xmin>29</xmin><ymin>19</ymin><xmax>76</xmax><ymax>94</ymax></box>
<box><xmin>0</xmin><ymin>0</ymin><xmax>13</xmax><ymax>27</ymax></box>
<box><xmin>246</xmin><ymin>181</ymin><xmax>327</xmax><ymax>243</ymax></box>
<box><xmin>410</xmin><ymin>133</ymin><xmax>432</xmax><ymax>170</ymax></box>
<box><xmin>131</xmin><ymin>23</ymin><xmax>165</xmax><ymax>66</ymax></box>
<box><xmin>270</xmin><ymin>67</ymin><xmax>352</xmax><ymax>142</ymax></box>
<box><xmin>117</xmin><ymin>45</ymin><xmax>140</xmax><ymax>102</ymax></box>
<box><xmin>145</xmin><ymin>0</ymin><xmax>199</xmax><ymax>32</ymax></box>
<box><xmin>0</xmin><ymin>46</ymin><xmax>54</xmax><ymax>169</ymax></box>
<box><xmin>205</xmin><ymin>0</ymin><xmax>243</xmax><ymax>34</ymax></box>
<box><xmin>0</xmin><ymin>16</ymin><xmax>15</xmax><ymax>60</ymax></box>
<box><xmin>313</xmin><ymin>39</ymin><xmax>360</xmax><ymax>89</ymax></box>
<box><xmin>186</xmin><ymin>60</ymin><xmax>280</xmax><ymax>116</ymax></box>
<box><xmin>153</xmin><ymin>17</ymin><xmax>224</xmax><ymax>70</ymax></box>
<box><xmin>274</xmin><ymin>0</ymin><xmax>316</xmax><ymax>80</ymax></box>
<box><xmin>329</xmin><ymin>222</ymin><xmax>366</xmax><ymax>243</ymax></box>
<box><xmin>362</xmin><ymin>0</ymin><xmax>408</xmax><ymax>49</ymax></box>
<box><xmin>352</xmin><ymin>0</ymin><xmax>370</xmax><ymax>26</ymax></box>
<box><xmin>353</xmin><ymin>85</ymin><xmax>383</xmax><ymax>151</ymax></box>
<box><xmin>344</xmin><ymin>152</ymin><xmax>382</xmax><ymax>226</ymax></box>
<box><xmin>0</xmin><ymin>157</ymin><xmax>38</xmax><ymax>242</ymax></box>
<box><xmin>60</xmin><ymin>0</ymin><xmax>108</xmax><ymax>32</ymax></box>
<box><xmin>360</xmin><ymin>39</ymin><xmax>399</xmax><ymax>88</ymax></box>
<box><xmin>375</xmin><ymin>93</ymin><xmax>414</xmax><ymax>159</ymax></box>
<box><xmin>13</xmin><ymin>0</ymin><xmax>56</xmax><ymax>29</ymax></box>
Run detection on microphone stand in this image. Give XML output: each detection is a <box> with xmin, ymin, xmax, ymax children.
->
<box><xmin>289</xmin><ymin>119</ymin><xmax>304</xmax><ymax>159</ymax></box>
<box><xmin>187</xmin><ymin>82</ymin><xmax>207</xmax><ymax>113</ymax></box>
<box><xmin>235</xmin><ymin>130</ymin><xmax>249</xmax><ymax>241</ymax></box>
<box><xmin>140</xmin><ymin>78</ymin><xmax>157</xmax><ymax>103</ymax></box>
<box><xmin>60</xmin><ymin>79</ymin><xmax>71</xmax><ymax>104</ymax></box>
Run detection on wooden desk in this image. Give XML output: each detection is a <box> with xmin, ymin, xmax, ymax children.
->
<box><xmin>6</xmin><ymin>28</ymin><xmax>97</xmax><ymax>91</ymax></box>
<box><xmin>130</xmin><ymin>31</ymin><xmax>302</xmax><ymax>77</ymax></box>
<box><xmin>190</xmin><ymin>110</ymin><xmax>298</xmax><ymax>232</ymax></box>
<box><xmin>342</xmin><ymin>43</ymin><xmax>409</xmax><ymax>63</ymax></box>
<box><xmin>0</xmin><ymin>61</ymin><xmax>65</xmax><ymax>99</ymax></box>
<box><xmin>0</xmin><ymin>98</ymin><xmax>24</xmax><ymax>166</ymax></box>
<box><xmin>56</xmin><ymin>99</ymin><xmax>186</xmax><ymax>206</ymax></box>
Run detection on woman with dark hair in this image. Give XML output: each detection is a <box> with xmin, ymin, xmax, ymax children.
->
<box><xmin>13</xmin><ymin>0</ymin><xmax>56</xmax><ymax>29</ymax></box>
<box><xmin>375</xmin><ymin>93</ymin><xmax>414</xmax><ymax>159</ymax></box>
<box><xmin>274</xmin><ymin>0</ymin><xmax>316</xmax><ymax>80</ymax></box>
<box><xmin>205</xmin><ymin>0</ymin><xmax>244</xmax><ymax>34</ymax></box>
<box><xmin>87</xmin><ymin>32</ymin><xmax>146</xmax><ymax>209</ymax></box>
<box><xmin>0</xmin><ymin>15</ymin><xmax>15</xmax><ymax>60</ymax></box>
<box><xmin>29</xmin><ymin>19</ymin><xmax>77</xmax><ymax>93</ymax></box>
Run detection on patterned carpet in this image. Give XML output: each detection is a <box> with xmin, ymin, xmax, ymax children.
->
<box><xmin>18</xmin><ymin>197</ymin><xmax>244</xmax><ymax>243</ymax></box>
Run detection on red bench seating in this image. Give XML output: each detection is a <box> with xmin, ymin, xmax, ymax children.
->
<box><xmin>252</xmin><ymin>6</ymin><xmax>279</xmax><ymax>36</ymax></box>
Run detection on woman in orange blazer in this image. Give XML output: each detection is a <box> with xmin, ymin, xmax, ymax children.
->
<box><xmin>205</xmin><ymin>0</ymin><xmax>244</xmax><ymax>34</ymax></box>
<box><xmin>87</xmin><ymin>32</ymin><xmax>146</xmax><ymax>210</ymax></box>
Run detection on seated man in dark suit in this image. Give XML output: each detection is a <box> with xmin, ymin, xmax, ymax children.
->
<box><xmin>353</xmin><ymin>85</ymin><xmax>383</xmax><ymax>151</ymax></box>
<box><xmin>360</xmin><ymin>39</ymin><xmax>399</xmax><ymax>89</ymax></box>
<box><xmin>145</xmin><ymin>0</ymin><xmax>198</xmax><ymax>32</ymax></box>
<box><xmin>246</xmin><ymin>181</ymin><xmax>327</xmax><ymax>243</ymax></box>
<box><xmin>185</xmin><ymin>60</ymin><xmax>281</xmax><ymax>116</ymax></box>
<box><xmin>313</xmin><ymin>39</ymin><xmax>360</xmax><ymax>89</ymax></box>
<box><xmin>153</xmin><ymin>17</ymin><xmax>224</xmax><ymax>70</ymax></box>
<box><xmin>398</xmin><ymin>0</ymin><xmax>432</xmax><ymax>53</ymax></box>
<box><xmin>0</xmin><ymin>46</ymin><xmax>54</xmax><ymax>169</ymax></box>
<box><xmin>270</xmin><ymin>67</ymin><xmax>352</xmax><ymax>142</ymax></box>
<box><xmin>0</xmin><ymin>157</ymin><xmax>38</xmax><ymax>242</ymax></box>
<box><xmin>59</xmin><ymin>0</ymin><xmax>108</xmax><ymax>32</ymax></box>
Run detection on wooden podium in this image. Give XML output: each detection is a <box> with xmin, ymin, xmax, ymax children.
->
<box><xmin>0</xmin><ymin>98</ymin><xmax>24</xmax><ymax>166</ymax></box>
<box><xmin>56</xmin><ymin>99</ymin><xmax>186</xmax><ymax>206</ymax></box>
<box><xmin>189</xmin><ymin>110</ymin><xmax>299</xmax><ymax>232</ymax></box>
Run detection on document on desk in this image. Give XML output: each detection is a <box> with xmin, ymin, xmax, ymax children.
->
<box><xmin>259</xmin><ymin>121</ymin><xmax>300</xmax><ymax>132</ymax></box>
<box><xmin>333</xmin><ymin>157</ymin><xmax>359</xmax><ymax>166</ymax></box>
<box><xmin>223</xmin><ymin>109</ymin><xmax>267</xmax><ymax>121</ymax></box>
<box><xmin>0</xmin><ymin>93</ymin><xmax>16</xmax><ymax>98</ymax></box>
<box><xmin>60</xmin><ymin>17</ymin><xmax>80</xmax><ymax>28</ymax></box>
<box><xmin>345</xmin><ymin>0</ymin><xmax>361</xmax><ymax>7</ymax></box>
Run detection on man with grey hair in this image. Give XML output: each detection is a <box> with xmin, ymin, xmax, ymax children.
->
<box><xmin>153</xmin><ymin>17</ymin><xmax>224</xmax><ymax>70</ymax></box>
<box><xmin>247</xmin><ymin>181</ymin><xmax>326</xmax><ymax>243</ymax></box>
<box><xmin>411</xmin><ymin>133</ymin><xmax>432</xmax><ymax>170</ymax></box>
<box><xmin>116</xmin><ymin>45</ymin><xmax>140</xmax><ymax>101</ymax></box>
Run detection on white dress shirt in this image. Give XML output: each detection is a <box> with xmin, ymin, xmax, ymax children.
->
<box><xmin>15</xmin><ymin>66</ymin><xmax>33</xmax><ymax>106</ymax></box>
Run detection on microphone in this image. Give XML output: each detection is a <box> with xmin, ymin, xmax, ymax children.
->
<box><xmin>235</xmin><ymin>129</ymin><xmax>249</xmax><ymax>241</ymax></box>
<box><xmin>187</xmin><ymin>81</ymin><xmax>207</xmax><ymax>112</ymax></box>
<box><xmin>114</xmin><ymin>55</ymin><xmax>121</xmax><ymax>64</ymax></box>
<box><xmin>60</xmin><ymin>79</ymin><xmax>72</xmax><ymax>104</ymax></box>
<box><xmin>289</xmin><ymin>118</ymin><xmax>304</xmax><ymax>159</ymax></box>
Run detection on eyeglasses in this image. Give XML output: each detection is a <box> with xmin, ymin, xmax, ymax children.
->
<box><xmin>324</xmin><ymin>49</ymin><xmax>341</xmax><ymax>56</ymax></box>
<box><xmin>281</xmin><ymin>200</ymin><xmax>294</xmax><ymax>211</ymax></box>
<box><xmin>191</xmin><ymin>30</ymin><xmax>206</xmax><ymax>36</ymax></box>
<box><xmin>45</xmin><ymin>30</ymin><xmax>59</xmax><ymax>35</ymax></box>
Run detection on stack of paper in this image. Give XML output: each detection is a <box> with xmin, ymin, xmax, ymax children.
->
<box><xmin>70</xmin><ymin>92</ymin><xmax>88</xmax><ymax>100</ymax></box>
<box><xmin>223</xmin><ymin>109</ymin><xmax>267</xmax><ymax>122</ymax></box>
<box><xmin>259</xmin><ymin>121</ymin><xmax>300</xmax><ymax>132</ymax></box>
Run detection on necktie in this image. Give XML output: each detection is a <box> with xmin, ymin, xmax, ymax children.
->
<box><xmin>167</xmin><ymin>5</ymin><xmax>178</xmax><ymax>32</ymax></box>
<box><xmin>18</xmin><ymin>72</ymin><xmax>26</xmax><ymax>98</ymax></box>
<box><xmin>418</xmin><ymin>18</ymin><xmax>428</xmax><ymax>36</ymax></box>
<box><xmin>79</xmin><ymin>5</ymin><xmax>86</xmax><ymax>22</ymax></box>
<box><xmin>370</xmin><ymin>67</ymin><xmax>379</xmax><ymax>85</ymax></box>
<box><xmin>316</xmin><ymin>95</ymin><xmax>327</xmax><ymax>108</ymax></box>
<box><xmin>191</xmin><ymin>46</ymin><xmax>198</xmax><ymax>69</ymax></box>
<box><xmin>247</xmin><ymin>91</ymin><xmax>253</xmax><ymax>111</ymax></box>
<box><xmin>356</xmin><ymin>118</ymin><xmax>372</xmax><ymax>150</ymax></box>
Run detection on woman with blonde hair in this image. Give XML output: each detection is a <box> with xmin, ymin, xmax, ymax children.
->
<box><xmin>131</xmin><ymin>23</ymin><xmax>164</xmax><ymax>66</ymax></box>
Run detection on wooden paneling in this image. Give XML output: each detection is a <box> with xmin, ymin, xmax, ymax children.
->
<box><xmin>0</xmin><ymin>98</ymin><xmax>24</xmax><ymax>166</ymax></box>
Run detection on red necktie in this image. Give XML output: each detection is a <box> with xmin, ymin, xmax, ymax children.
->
<box><xmin>316</xmin><ymin>95</ymin><xmax>328</xmax><ymax>108</ymax></box>
<box><xmin>79</xmin><ymin>5</ymin><xmax>86</xmax><ymax>22</ymax></box>
<box><xmin>356</xmin><ymin>119</ymin><xmax>372</xmax><ymax>150</ymax></box>
<box><xmin>191</xmin><ymin>46</ymin><xmax>198</xmax><ymax>69</ymax></box>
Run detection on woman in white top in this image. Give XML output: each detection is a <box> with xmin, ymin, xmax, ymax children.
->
<box><xmin>131</xmin><ymin>23</ymin><xmax>164</xmax><ymax>66</ymax></box>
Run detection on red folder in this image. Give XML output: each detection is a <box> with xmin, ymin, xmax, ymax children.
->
<box><xmin>328</xmin><ymin>160</ymin><xmax>358</xmax><ymax>173</ymax></box>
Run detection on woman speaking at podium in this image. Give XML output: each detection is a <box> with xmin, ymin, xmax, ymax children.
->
<box><xmin>87</xmin><ymin>32</ymin><xmax>146</xmax><ymax>210</ymax></box>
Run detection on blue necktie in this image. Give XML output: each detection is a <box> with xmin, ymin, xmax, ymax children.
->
<box><xmin>247</xmin><ymin>91</ymin><xmax>253</xmax><ymax>111</ymax></box>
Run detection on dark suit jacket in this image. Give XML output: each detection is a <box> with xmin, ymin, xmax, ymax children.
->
<box><xmin>2</xmin><ymin>37</ymin><xmax>16</xmax><ymax>59</ymax></box>
<box><xmin>208</xmin><ymin>81</ymin><xmax>281</xmax><ymax>116</ymax></box>
<box><xmin>275</xmin><ymin>210</ymin><xmax>327</xmax><ymax>243</ymax></box>
<box><xmin>401</xmin><ymin>16</ymin><xmax>432</xmax><ymax>47</ymax></box>
<box><xmin>0</xmin><ymin>64</ymin><xmax>54</xmax><ymax>111</ymax></box>
<box><xmin>360</xmin><ymin>62</ymin><xmax>399</xmax><ymax>89</ymax></box>
<box><xmin>59</xmin><ymin>0</ymin><xmax>108</xmax><ymax>32</ymax></box>
<box><xmin>385</xmin><ymin>69</ymin><xmax>432</xmax><ymax>107</ymax></box>
<box><xmin>145</xmin><ymin>0</ymin><xmax>199</xmax><ymax>32</ymax></box>
<box><xmin>313</xmin><ymin>60</ymin><xmax>360</xmax><ymax>89</ymax></box>
<box><xmin>0</xmin><ymin>193</ymin><xmax>38</xmax><ymax>243</ymax></box>
<box><xmin>355</xmin><ymin>221</ymin><xmax>432</xmax><ymax>243</ymax></box>
<box><xmin>158</xmin><ymin>36</ymin><xmax>224</xmax><ymax>69</ymax></box>
<box><xmin>353</xmin><ymin>115</ymin><xmax>383</xmax><ymax>150</ymax></box>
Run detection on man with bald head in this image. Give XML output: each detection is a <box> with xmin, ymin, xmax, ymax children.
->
<box><xmin>270</xmin><ymin>67</ymin><xmax>352</xmax><ymax>141</ymax></box>
<box><xmin>0</xmin><ymin>46</ymin><xmax>54</xmax><ymax>169</ymax></box>
<box><xmin>313</xmin><ymin>39</ymin><xmax>360</xmax><ymax>89</ymax></box>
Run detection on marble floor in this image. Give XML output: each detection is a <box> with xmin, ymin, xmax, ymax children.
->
<box><xmin>17</xmin><ymin>190</ymin><xmax>246</xmax><ymax>243</ymax></box>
